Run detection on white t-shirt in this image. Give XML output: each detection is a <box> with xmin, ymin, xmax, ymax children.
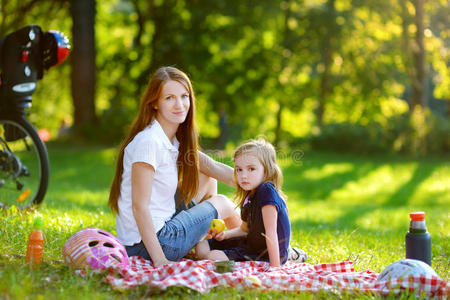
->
<box><xmin>116</xmin><ymin>120</ymin><xmax>179</xmax><ymax>246</ymax></box>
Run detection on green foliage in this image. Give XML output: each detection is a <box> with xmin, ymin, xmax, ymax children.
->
<box><xmin>309</xmin><ymin>122</ymin><xmax>385</xmax><ymax>154</ymax></box>
<box><xmin>1</xmin><ymin>0</ymin><xmax>449</xmax><ymax>151</ymax></box>
<box><xmin>384</xmin><ymin>107</ymin><xmax>450</xmax><ymax>155</ymax></box>
<box><xmin>309</xmin><ymin>108</ymin><xmax>450</xmax><ymax>156</ymax></box>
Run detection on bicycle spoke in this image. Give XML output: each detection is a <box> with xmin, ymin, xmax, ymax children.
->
<box><xmin>0</xmin><ymin>119</ymin><xmax>48</xmax><ymax>209</ymax></box>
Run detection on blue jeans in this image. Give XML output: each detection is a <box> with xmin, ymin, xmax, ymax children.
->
<box><xmin>125</xmin><ymin>200</ymin><xmax>217</xmax><ymax>261</ymax></box>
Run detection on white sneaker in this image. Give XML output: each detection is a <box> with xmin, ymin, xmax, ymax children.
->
<box><xmin>288</xmin><ymin>246</ymin><xmax>308</xmax><ymax>263</ymax></box>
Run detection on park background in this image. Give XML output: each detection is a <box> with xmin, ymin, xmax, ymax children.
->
<box><xmin>0</xmin><ymin>1</ymin><xmax>449</xmax><ymax>298</ymax></box>
<box><xmin>1</xmin><ymin>0</ymin><xmax>449</xmax><ymax>155</ymax></box>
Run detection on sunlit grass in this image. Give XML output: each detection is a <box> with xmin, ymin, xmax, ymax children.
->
<box><xmin>222</xmin><ymin>150</ymin><xmax>450</xmax><ymax>279</ymax></box>
<box><xmin>1</xmin><ymin>145</ymin><xmax>449</xmax><ymax>299</ymax></box>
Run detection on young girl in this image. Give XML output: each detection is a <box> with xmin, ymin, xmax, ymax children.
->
<box><xmin>196</xmin><ymin>139</ymin><xmax>291</xmax><ymax>267</ymax></box>
<box><xmin>108</xmin><ymin>66</ymin><xmax>238</xmax><ymax>267</ymax></box>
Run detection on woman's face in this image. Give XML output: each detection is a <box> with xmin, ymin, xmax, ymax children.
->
<box><xmin>155</xmin><ymin>80</ymin><xmax>190</xmax><ymax>128</ymax></box>
<box><xmin>234</xmin><ymin>153</ymin><xmax>265</xmax><ymax>192</ymax></box>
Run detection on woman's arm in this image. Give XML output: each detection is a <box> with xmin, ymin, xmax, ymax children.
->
<box><xmin>131</xmin><ymin>162</ymin><xmax>175</xmax><ymax>267</ymax></box>
<box><xmin>198</xmin><ymin>151</ymin><xmax>236</xmax><ymax>187</ymax></box>
<box><xmin>261</xmin><ymin>205</ymin><xmax>280</xmax><ymax>267</ymax></box>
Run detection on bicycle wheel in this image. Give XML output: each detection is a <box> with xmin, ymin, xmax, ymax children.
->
<box><xmin>0</xmin><ymin>117</ymin><xmax>49</xmax><ymax>209</ymax></box>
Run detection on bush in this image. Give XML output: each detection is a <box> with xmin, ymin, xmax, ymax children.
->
<box><xmin>309</xmin><ymin>122</ymin><xmax>386</xmax><ymax>154</ymax></box>
<box><xmin>309</xmin><ymin>108</ymin><xmax>450</xmax><ymax>156</ymax></box>
<box><xmin>384</xmin><ymin>108</ymin><xmax>450</xmax><ymax>156</ymax></box>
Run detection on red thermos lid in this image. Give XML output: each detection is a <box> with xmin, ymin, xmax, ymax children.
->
<box><xmin>410</xmin><ymin>211</ymin><xmax>425</xmax><ymax>221</ymax></box>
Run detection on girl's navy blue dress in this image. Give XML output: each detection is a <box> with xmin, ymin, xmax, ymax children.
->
<box><xmin>208</xmin><ymin>182</ymin><xmax>291</xmax><ymax>264</ymax></box>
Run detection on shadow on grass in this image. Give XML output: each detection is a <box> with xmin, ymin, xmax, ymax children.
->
<box><xmin>387</xmin><ymin>162</ymin><xmax>436</xmax><ymax>207</ymax></box>
<box><xmin>50</xmin><ymin>165</ymin><xmax>112</xmax><ymax>191</ymax></box>
<box><xmin>283</xmin><ymin>159</ymin><xmax>376</xmax><ymax>201</ymax></box>
<box><xmin>44</xmin><ymin>146</ymin><xmax>114</xmax><ymax>211</ymax></box>
<box><xmin>285</xmin><ymin>151</ymin><xmax>445</xmax><ymax>233</ymax></box>
<box><xmin>45</xmin><ymin>146</ymin><xmax>446</xmax><ymax>221</ymax></box>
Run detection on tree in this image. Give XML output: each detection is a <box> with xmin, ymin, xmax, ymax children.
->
<box><xmin>70</xmin><ymin>0</ymin><xmax>97</xmax><ymax>135</ymax></box>
<box><xmin>410</xmin><ymin>0</ymin><xmax>428</xmax><ymax>109</ymax></box>
<box><xmin>0</xmin><ymin>0</ymin><xmax>39</xmax><ymax>36</ymax></box>
<box><xmin>273</xmin><ymin>2</ymin><xmax>293</xmax><ymax>147</ymax></box>
<box><xmin>427</xmin><ymin>0</ymin><xmax>450</xmax><ymax>118</ymax></box>
<box><xmin>316</xmin><ymin>0</ymin><xmax>338</xmax><ymax>128</ymax></box>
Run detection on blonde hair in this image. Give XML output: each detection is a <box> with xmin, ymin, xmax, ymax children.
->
<box><xmin>109</xmin><ymin>66</ymin><xmax>199</xmax><ymax>214</ymax></box>
<box><xmin>233</xmin><ymin>138</ymin><xmax>287</xmax><ymax>208</ymax></box>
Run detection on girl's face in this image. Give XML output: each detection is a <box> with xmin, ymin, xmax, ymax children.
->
<box><xmin>234</xmin><ymin>153</ymin><xmax>265</xmax><ymax>192</ymax></box>
<box><xmin>155</xmin><ymin>80</ymin><xmax>190</xmax><ymax>128</ymax></box>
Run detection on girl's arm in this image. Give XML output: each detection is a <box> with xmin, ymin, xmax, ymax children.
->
<box><xmin>131</xmin><ymin>162</ymin><xmax>175</xmax><ymax>267</ymax></box>
<box><xmin>261</xmin><ymin>205</ymin><xmax>280</xmax><ymax>267</ymax></box>
<box><xmin>198</xmin><ymin>151</ymin><xmax>236</xmax><ymax>187</ymax></box>
<box><xmin>213</xmin><ymin>222</ymin><xmax>248</xmax><ymax>241</ymax></box>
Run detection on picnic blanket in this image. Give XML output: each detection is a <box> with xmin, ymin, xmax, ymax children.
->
<box><xmin>102</xmin><ymin>257</ymin><xmax>449</xmax><ymax>298</ymax></box>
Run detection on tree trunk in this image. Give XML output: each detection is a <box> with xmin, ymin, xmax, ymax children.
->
<box><xmin>274</xmin><ymin>0</ymin><xmax>292</xmax><ymax>147</ymax></box>
<box><xmin>215</xmin><ymin>109</ymin><xmax>228</xmax><ymax>149</ymax></box>
<box><xmin>446</xmin><ymin>99</ymin><xmax>450</xmax><ymax>118</ymax></box>
<box><xmin>317</xmin><ymin>0</ymin><xmax>335</xmax><ymax>128</ymax></box>
<box><xmin>70</xmin><ymin>0</ymin><xmax>97</xmax><ymax>132</ymax></box>
<box><xmin>274</xmin><ymin>102</ymin><xmax>283</xmax><ymax>147</ymax></box>
<box><xmin>318</xmin><ymin>46</ymin><xmax>331</xmax><ymax>128</ymax></box>
<box><xmin>410</xmin><ymin>0</ymin><xmax>427</xmax><ymax>109</ymax></box>
<box><xmin>400</xmin><ymin>0</ymin><xmax>413</xmax><ymax>108</ymax></box>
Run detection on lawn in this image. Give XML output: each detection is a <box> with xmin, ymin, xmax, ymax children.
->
<box><xmin>0</xmin><ymin>145</ymin><xmax>449</xmax><ymax>299</ymax></box>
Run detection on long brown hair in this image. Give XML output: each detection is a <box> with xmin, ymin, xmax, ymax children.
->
<box><xmin>108</xmin><ymin>66</ymin><xmax>199</xmax><ymax>214</ymax></box>
<box><xmin>233</xmin><ymin>138</ymin><xmax>287</xmax><ymax>208</ymax></box>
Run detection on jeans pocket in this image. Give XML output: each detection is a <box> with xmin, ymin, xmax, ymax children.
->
<box><xmin>158</xmin><ymin>223</ymin><xmax>179</xmax><ymax>239</ymax></box>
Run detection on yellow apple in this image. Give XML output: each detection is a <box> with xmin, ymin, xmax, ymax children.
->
<box><xmin>210</xmin><ymin>219</ymin><xmax>226</xmax><ymax>233</ymax></box>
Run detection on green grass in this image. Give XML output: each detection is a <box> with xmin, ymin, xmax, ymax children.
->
<box><xmin>1</xmin><ymin>145</ymin><xmax>449</xmax><ymax>299</ymax></box>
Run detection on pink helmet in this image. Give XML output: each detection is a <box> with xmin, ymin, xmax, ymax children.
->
<box><xmin>62</xmin><ymin>228</ymin><xmax>129</xmax><ymax>270</ymax></box>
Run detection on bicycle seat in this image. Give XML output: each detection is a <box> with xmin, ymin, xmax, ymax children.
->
<box><xmin>0</xmin><ymin>25</ymin><xmax>43</xmax><ymax>110</ymax></box>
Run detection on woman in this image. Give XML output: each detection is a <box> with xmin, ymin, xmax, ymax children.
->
<box><xmin>108</xmin><ymin>66</ymin><xmax>238</xmax><ymax>266</ymax></box>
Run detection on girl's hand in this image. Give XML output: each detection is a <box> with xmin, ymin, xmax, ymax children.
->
<box><xmin>213</xmin><ymin>230</ymin><xmax>227</xmax><ymax>241</ymax></box>
<box><xmin>208</xmin><ymin>228</ymin><xmax>227</xmax><ymax>241</ymax></box>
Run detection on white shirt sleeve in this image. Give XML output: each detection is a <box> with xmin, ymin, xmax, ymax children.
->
<box><xmin>130</xmin><ymin>133</ymin><xmax>160</xmax><ymax>170</ymax></box>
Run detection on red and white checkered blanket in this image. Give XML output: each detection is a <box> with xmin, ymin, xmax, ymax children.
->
<box><xmin>104</xmin><ymin>257</ymin><xmax>449</xmax><ymax>298</ymax></box>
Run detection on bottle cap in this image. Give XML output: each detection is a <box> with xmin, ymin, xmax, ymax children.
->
<box><xmin>410</xmin><ymin>211</ymin><xmax>425</xmax><ymax>221</ymax></box>
<box><xmin>33</xmin><ymin>217</ymin><xmax>44</xmax><ymax>229</ymax></box>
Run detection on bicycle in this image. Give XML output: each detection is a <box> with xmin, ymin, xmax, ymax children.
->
<box><xmin>0</xmin><ymin>25</ymin><xmax>70</xmax><ymax>209</ymax></box>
